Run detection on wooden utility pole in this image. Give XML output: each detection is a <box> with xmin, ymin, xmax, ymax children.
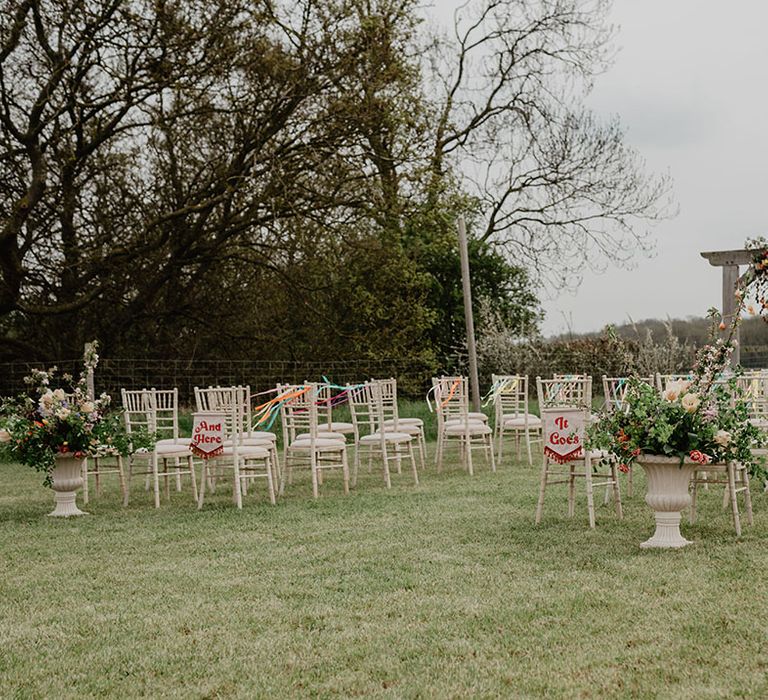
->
<box><xmin>457</xmin><ymin>215</ymin><xmax>481</xmax><ymax>411</ymax></box>
<box><xmin>700</xmin><ymin>248</ymin><xmax>754</xmax><ymax>367</ymax></box>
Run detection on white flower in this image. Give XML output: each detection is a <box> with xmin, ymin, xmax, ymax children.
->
<box><xmin>0</xmin><ymin>428</ymin><xmax>11</xmax><ymax>443</ymax></box>
<box><xmin>663</xmin><ymin>380</ymin><xmax>687</xmax><ymax>401</ymax></box>
<box><xmin>681</xmin><ymin>392</ymin><xmax>701</xmax><ymax>413</ymax></box>
<box><xmin>55</xmin><ymin>407</ymin><xmax>71</xmax><ymax>419</ymax></box>
<box><xmin>80</xmin><ymin>401</ymin><xmax>95</xmax><ymax>414</ymax></box>
<box><xmin>714</xmin><ymin>430</ymin><xmax>732</xmax><ymax>446</ymax></box>
<box><xmin>52</xmin><ymin>388</ymin><xmax>66</xmax><ymax>401</ymax></box>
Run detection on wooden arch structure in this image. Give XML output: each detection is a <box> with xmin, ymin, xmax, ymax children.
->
<box><xmin>700</xmin><ymin>248</ymin><xmax>754</xmax><ymax>367</ymax></box>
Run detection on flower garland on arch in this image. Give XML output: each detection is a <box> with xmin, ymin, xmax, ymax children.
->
<box><xmin>740</xmin><ymin>236</ymin><xmax>768</xmax><ymax>320</ymax></box>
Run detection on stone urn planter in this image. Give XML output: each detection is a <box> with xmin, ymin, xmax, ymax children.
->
<box><xmin>636</xmin><ymin>454</ymin><xmax>697</xmax><ymax>549</ymax></box>
<box><xmin>49</xmin><ymin>454</ymin><xmax>89</xmax><ymax>517</ymax></box>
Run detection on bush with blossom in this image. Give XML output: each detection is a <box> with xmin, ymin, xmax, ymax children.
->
<box><xmin>0</xmin><ymin>344</ymin><xmax>146</xmax><ymax>478</ymax></box>
<box><xmin>589</xmin><ymin>298</ymin><xmax>767</xmax><ymax>479</ymax></box>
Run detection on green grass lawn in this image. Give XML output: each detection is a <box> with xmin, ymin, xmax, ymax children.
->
<box><xmin>1</xmin><ymin>445</ymin><xmax>767</xmax><ymax>698</ymax></box>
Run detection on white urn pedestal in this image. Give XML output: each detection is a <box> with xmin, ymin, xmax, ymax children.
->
<box><xmin>49</xmin><ymin>455</ymin><xmax>89</xmax><ymax>517</ymax></box>
<box><xmin>637</xmin><ymin>454</ymin><xmax>696</xmax><ymax>549</ymax></box>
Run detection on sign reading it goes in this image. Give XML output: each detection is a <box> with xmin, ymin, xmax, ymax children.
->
<box><xmin>543</xmin><ymin>409</ymin><xmax>585</xmax><ymax>463</ymax></box>
<box><xmin>190</xmin><ymin>412</ymin><xmax>225</xmax><ymax>459</ymax></box>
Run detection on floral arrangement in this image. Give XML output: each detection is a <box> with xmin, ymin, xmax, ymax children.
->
<box><xmin>589</xmin><ymin>284</ymin><xmax>767</xmax><ymax>478</ymax></box>
<box><xmin>0</xmin><ymin>342</ymin><xmax>139</xmax><ymax>478</ymax></box>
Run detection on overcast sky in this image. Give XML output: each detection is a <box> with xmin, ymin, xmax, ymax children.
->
<box><xmin>426</xmin><ymin>0</ymin><xmax>768</xmax><ymax>336</ymax></box>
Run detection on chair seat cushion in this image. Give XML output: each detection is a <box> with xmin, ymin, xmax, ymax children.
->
<box><xmin>223</xmin><ymin>437</ymin><xmax>275</xmax><ymax>448</ymax></box>
<box><xmin>386</xmin><ymin>417</ymin><xmax>423</xmax><ymax>427</ymax></box>
<box><xmin>359</xmin><ymin>431</ymin><xmax>412</xmax><ymax>444</ymax></box>
<box><xmin>296</xmin><ymin>432</ymin><xmax>346</xmax><ymax>442</ymax></box>
<box><xmin>444</xmin><ymin>422</ymin><xmax>492</xmax><ymax>436</ymax></box>
<box><xmin>318</xmin><ymin>422</ymin><xmax>355</xmax><ymax>433</ymax></box>
<box><xmin>380</xmin><ymin>422</ymin><xmax>421</xmax><ymax>435</ymax></box>
<box><xmin>502</xmin><ymin>416</ymin><xmax>542</xmax><ymax>428</ymax></box>
<box><xmin>134</xmin><ymin>442</ymin><xmax>192</xmax><ymax>457</ymax></box>
<box><xmin>155</xmin><ymin>437</ymin><xmax>193</xmax><ymax>447</ymax></box>
<box><xmin>219</xmin><ymin>445</ymin><xmax>270</xmax><ymax>459</ymax></box>
<box><xmin>289</xmin><ymin>438</ymin><xmax>347</xmax><ymax>451</ymax></box>
<box><xmin>243</xmin><ymin>431</ymin><xmax>277</xmax><ymax>442</ymax></box>
<box><xmin>446</xmin><ymin>412</ymin><xmax>487</xmax><ymax>424</ymax></box>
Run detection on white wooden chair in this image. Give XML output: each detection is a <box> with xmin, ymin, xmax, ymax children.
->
<box><xmin>279</xmin><ymin>383</ymin><xmax>349</xmax><ymax>498</ymax></box>
<box><xmin>194</xmin><ymin>385</ymin><xmax>281</xmax><ymax>490</ymax></box>
<box><xmin>433</xmin><ymin>376</ymin><xmax>495</xmax><ymax>475</ymax></box>
<box><xmin>121</xmin><ymin>388</ymin><xmax>198</xmax><ymax>508</ymax></box>
<box><xmin>376</xmin><ymin>377</ymin><xmax>426</xmax><ymax>470</ymax></box>
<box><xmin>352</xmin><ymin>380</ymin><xmax>419</xmax><ymax>488</ymax></box>
<box><xmin>689</xmin><ymin>460</ymin><xmax>753</xmax><ymax>536</ymax></box>
<box><xmin>194</xmin><ymin>386</ymin><xmax>275</xmax><ymax>509</ymax></box>
<box><xmin>316</xmin><ymin>383</ymin><xmax>357</xmax><ymax>441</ymax></box>
<box><xmin>492</xmin><ymin>374</ymin><xmax>542</xmax><ymax>466</ymax></box>
<box><xmin>81</xmin><ymin>455</ymin><xmax>127</xmax><ymax>506</ymax></box>
<box><xmin>601</xmin><ymin>376</ymin><xmax>656</xmax><ymax>497</ymax></box>
<box><xmin>535</xmin><ymin>376</ymin><xmax>622</xmax><ymax>528</ymax></box>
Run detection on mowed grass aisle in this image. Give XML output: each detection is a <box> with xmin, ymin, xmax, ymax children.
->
<box><xmin>1</xmin><ymin>449</ymin><xmax>767</xmax><ymax>698</ymax></box>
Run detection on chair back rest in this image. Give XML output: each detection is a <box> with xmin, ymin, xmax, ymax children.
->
<box><xmin>735</xmin><ymin>374</ymin><xmax>768</xmax><ymax>419</ymax></box>
<box><xmin>432</xmin><ymin>376</ymin><xmax>469</xmax><ymax>426</ymax></box>
<box><xmin>148</xmin><ymin>388</ymin><xmax>180</xmax><ymax>441</ymax></box>
<box><xmin>490</xmin><ymin>374</ymin><xmax>528</xmax><ymax>421</ymax></box>
<box><xmin>194</xmin><ymin>386</ymin><xmax>243</xmax><ymax>443</ymax></box>
<box><xmin>655</xmin><ymin>372</ymin><xmax>694</xmax><ymax>393</ymax></box>
<box><xmin>347</xmin><ymin>382</ymin><xmax>375</xmax><ymax>437</ymax></box>
<box><xmin>121</xmin><ymin>388</ymin><xmax>153</xmax><ymax>433</ymax></box>
<box><xmin>315</xmin><ymin>383</ymin><xmax>334</xmax><ymax>428</ymax></box>
<box><xmin>602</xmin><ymin>376</ymin><xmax>655</xmax><ymax>414</ymax></box>
<box><xmin>537</xmin><ymin>376</ymin><xmax>592</xmax><ymax>410</ymax></box>
<box><xmin>375</xmin><ymin>377</ymin><xmax>400</xmax><ymax>429</ymax></box>
<box><xmin>278</xmin><ymin>383</ymin><xmax>318</xmax><ymax>443</ymax></box>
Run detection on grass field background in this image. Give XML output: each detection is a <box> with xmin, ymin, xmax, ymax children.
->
<box><xmin>1</xmin><ymin>440</ymin><xmax>767</xmax><ymax>698</ymax></box>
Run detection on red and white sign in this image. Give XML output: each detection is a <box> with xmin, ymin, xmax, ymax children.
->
<box><xmin>543</xmin><ymin>409</ymin><xmax>585</xmax><ymax>463</ymax></box>
<box><xmin>190</xmin><ymin>412</ymin><xmax>225</xmax><ymax>459</ymax></box>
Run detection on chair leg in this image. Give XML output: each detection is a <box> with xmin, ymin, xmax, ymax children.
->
<box><xmin>188</xmin><ymin>456</ymin><xmax>198</xmax><ymax>503</ymax></box>
<box><xmin>584</xmin><ymin>459</ymin><xmax>596</xmax><ymax>529</ymax></box>
<box><xmin>197</xmin><ymin>462</ymin><xmax>207</xmax><ymax>510</ymax></box>
<box><xmin>525</xmin><ymin>429</ymin><xmax>533</xmax><ymax>466</ymax></box>
<box><xmin>352</xmin><ymin>446</ymin><xmax>360</xmax><ymax>488</ymax></box>
<box><xmin>436</xmin><ymin>431</ymin><xmax>444</xmax><ymax>472</ymax></box>
<box><xmin>341</xmin><ymin>450</ymin><xmax>350</xmax><ymax>495</ymax></box>
<box><xmin>611</xmin><ymin>463</ymin><xmax>623</xmax><ymax>519</ymax></box>
<box><xmin>381</xmin><ymin>442</ymin><xmax>392</xmax><ymax>489</ymax></box>
<box><xmin>311</xmin><ymin>452</ymin><xmax>319</xmax><ymax>499</ymax></box>
<box><xmin>266</xmin><ymin>457</ymin><xmax>276</xmax><ymax>505</ymax></box>
<box><xmin>742</xmin><ymin>466</ymin><xmax>754</xmax><ymax>526</ymax></box>
<box><xmin>488</xmin><ymin>436</ymin><xmax>496</xmax><ymax>472</ymax></box>
<box><xmin>465</xmin><ymin>435</ymin><xmax>474</xmax><ymax>476</ymax></box>
<box><xmin>497</xmin><ymin>428</ymin><xmax>504</xmax><ymax>463</ymax></box>
<box><xmin>117</xmin><ymin>456</ymin><xmax>128</xmax><ymax>507</ymax></box>
<box><xmin>567</xmin><ymin>463</ymin><xmax>576</xmax><ymax>517</ymax></box>
<box><xmin>535</xmin><ymin>457</ymin><xmax>548</xmax><ymax>524</ymax></box>
<box><xmin>233</xmin><ymin>459</ymin><xmax>243</xmax><ymax>509</ymax></box>
<box><xmin>152</xmin><ymin>454</ymin><xmax>161</xmax><ymax>509</ymax></box>
<box><xmin>727</xmin><ymin>463</ymin><xmax>742</xmax><ymax>537</ymax></box>
<box><xmin>124</xmin><ymin>458</ymin><xmax>134</xmax><ymax>507</ymax></box>
<box><xmin>94</xmin><ymin>458</ymin><xmax>101</xmax><ymax>496</ymax></box>
<box><xmin>627</xmin><ymin>465</ymin><xmax>634</xmax><ymax>498</ymax></box>
<box><xmin>407</xmin><ymin>441</ymin><xmax>419</xmax><ymax>485</ymax></box>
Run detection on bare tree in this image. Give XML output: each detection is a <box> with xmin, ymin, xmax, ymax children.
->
<box><xmin>424</xmin><ymin>0</ymin><xmax>674</xmax><ymax>289</ymax></box>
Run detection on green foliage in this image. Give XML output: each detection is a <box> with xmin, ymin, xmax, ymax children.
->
<box><xmin>0</xmin><ymin>365</ymin><xmax>149</xmax><ymax>480</ymax></box>
<box><xmin>588</xmin><ymin>377</ymin><xmax>765</xmax><ymax>479</ymax></box>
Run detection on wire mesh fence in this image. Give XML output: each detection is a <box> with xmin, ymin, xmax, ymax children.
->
<box><xmin>2</xmin><ymin>350</ymin><xmax>767</xmax><ymax>405</ymax></box>
<box><xmin>0</xmin><ymin>357</ymin><xmax>438</xmax><ymax>404</ymax></box>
